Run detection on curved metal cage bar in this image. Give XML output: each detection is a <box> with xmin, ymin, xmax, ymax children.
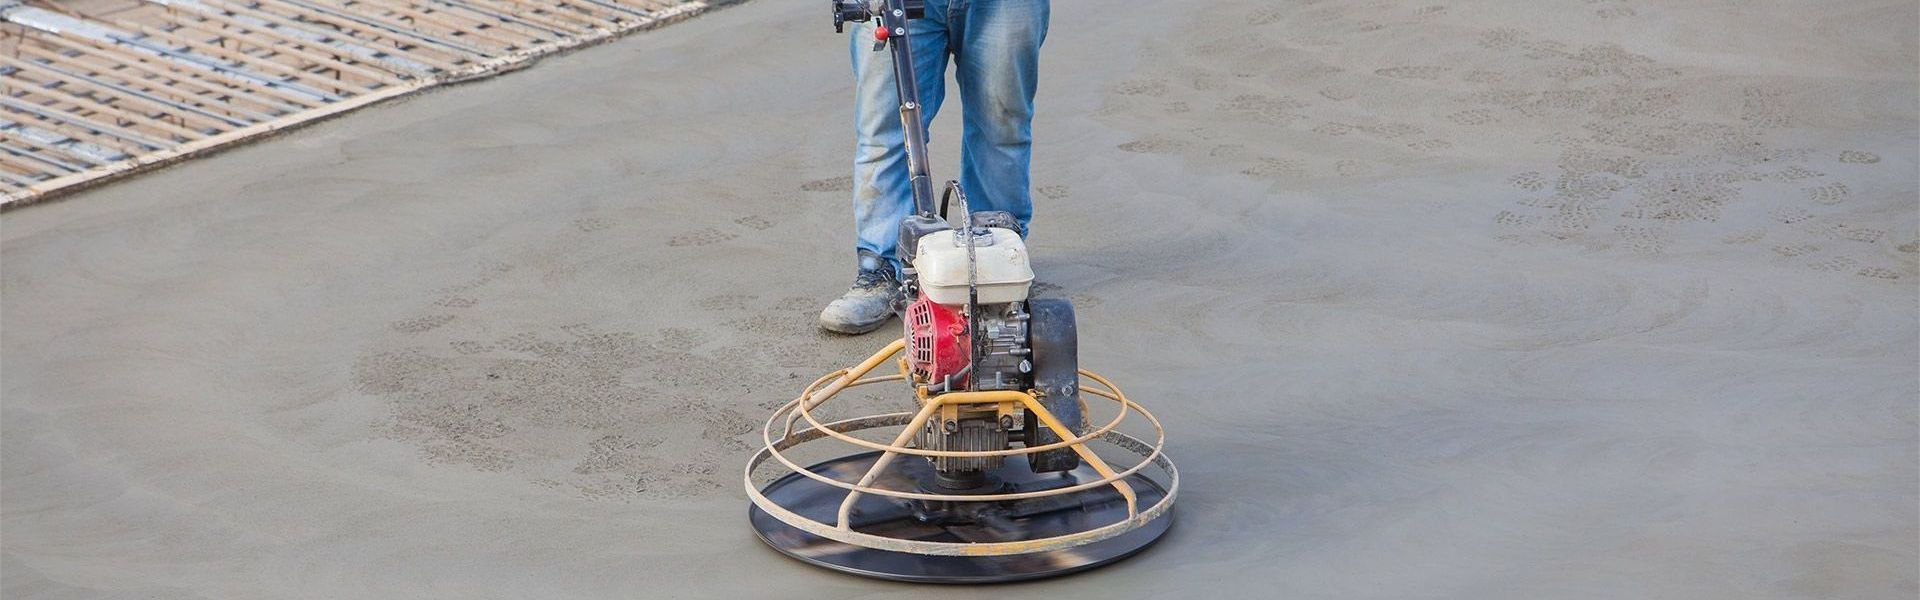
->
<box><xmin>743</xmin><ymin>340</ymin><xmax>1179</xmax><ymax>557</ymax></box>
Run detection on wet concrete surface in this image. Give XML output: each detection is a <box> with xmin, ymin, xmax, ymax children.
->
<box><xmin>3</xmin><ymin>0</ymin><xmax>1916</xmax><ymax>598</ymax></box>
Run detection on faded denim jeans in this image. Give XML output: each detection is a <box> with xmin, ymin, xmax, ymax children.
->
<box><xmin>849</xmin><ymin>0</ymin><xmax>1050</xmax><ymax>272</ymax></box>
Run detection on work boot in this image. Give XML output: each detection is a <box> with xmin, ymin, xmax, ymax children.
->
<box><xmin>818</xmin><ymin>251</ymin><xmax>901</xmax><ymax>335</ymax></box>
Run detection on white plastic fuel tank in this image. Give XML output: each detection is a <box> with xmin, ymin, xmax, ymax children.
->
<box><xmin>913</xmin><ymin>227</ymin><xmax>1033</xmax><ymax>305</ymax></box>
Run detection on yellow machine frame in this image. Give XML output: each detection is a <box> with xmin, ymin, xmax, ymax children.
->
<box><xmin>746</xmin><ymin>339</ymin><xmax>1178</xmax><ymax>557</ymax></box>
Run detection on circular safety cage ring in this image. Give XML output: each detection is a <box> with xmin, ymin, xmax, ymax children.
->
<box><xmin>743</xmin><ymin>370</ymin><xmax>1179</xmax><ymax>557</ymax></box>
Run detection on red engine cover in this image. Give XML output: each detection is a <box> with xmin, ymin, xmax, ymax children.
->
<box><xmin>905</xmin><ymin>293</ymin><xmax>970</xmax><ymax>386</ymax></box>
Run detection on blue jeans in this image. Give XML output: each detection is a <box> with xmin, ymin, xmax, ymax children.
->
<box><xmin>850</xmin><ymin>0</ymin><xmax>1050</xmax><ymax>270</ymax></box>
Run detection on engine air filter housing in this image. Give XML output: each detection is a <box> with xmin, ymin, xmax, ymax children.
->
<box><xmin>912</xmin><ymin>228</ymin><xmax>1033</xmax><ymax>305</ymax></box>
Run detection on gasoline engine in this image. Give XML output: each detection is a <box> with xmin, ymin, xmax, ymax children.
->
<box><xmin>899</xmin><ymin>207</ymin><xmax>1086</xmax><ymax>484</ymax></box>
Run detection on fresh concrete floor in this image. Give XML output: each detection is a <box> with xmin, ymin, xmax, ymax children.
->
<box><xmin>3</xmin><ymin>0</ymin><xmax>1915</xmax><ymax>598</ymax></box>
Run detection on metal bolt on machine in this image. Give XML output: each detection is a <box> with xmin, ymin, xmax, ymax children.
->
<box><xmin>743</xmin><ymin>0</ymin><xmax>1179</xmax><ymax>583</ymax></box>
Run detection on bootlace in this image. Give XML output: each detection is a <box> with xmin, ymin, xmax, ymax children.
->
<box><xmin>852</xmin><ymin>267</ymin><xmax>896</xmax><ymax>290</ymax></box>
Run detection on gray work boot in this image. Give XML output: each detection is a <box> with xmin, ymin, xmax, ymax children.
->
<box><xmin>818</xmin><ymin>251</ymin><xmax>901</xmax><ymax>335</ymax></box>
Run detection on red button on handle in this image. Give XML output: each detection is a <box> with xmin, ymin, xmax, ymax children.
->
<box><xmin>874</xmin><ymin>25</ymin><xmax>890</xmax><ymax>41</ymax></box>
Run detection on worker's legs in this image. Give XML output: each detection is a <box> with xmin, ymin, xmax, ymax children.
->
<box><xmin>826</xmin><ymin>3</ymin><xmax>954</xmax><ymax>334</ymax></box>
<box><xmin>851</xmin><ymin>3</ymin><xmax>952</xmax><ymax>271</ymax></box>
<box><xmin>952</xmin><ymin>0</ymin><xmax>1048</xmax><ymax>233</ymax></box>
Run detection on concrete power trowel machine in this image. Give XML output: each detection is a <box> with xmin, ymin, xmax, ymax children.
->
<box><xmin>742</xmin><ymin>0</ymin><xmax>1178</xmax><ymax>584</ymax></box>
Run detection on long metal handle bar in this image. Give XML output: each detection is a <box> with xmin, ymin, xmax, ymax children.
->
<box><xmin>876</xmin><ymin>0</ymin><xmax>937</xmax><ymax>217</ymax></box>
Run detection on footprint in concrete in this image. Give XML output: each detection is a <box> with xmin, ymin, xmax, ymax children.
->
<box><xmin>1817</xmin><ymin>223</ymin><xmax>1886</xmax><ymax>244</ymax></box>
<box><xmin>1770</xmin><ymin>206</ymin><xmax>1815</xmax><ymax>225</ymax></box>
<box><xmin>1359</xmin><ymin>122</ymin><xmax>1425</xmax><ymax>139</ymax></box>
<box><xmin>1208</xmin><ymin>144</ymin><xmax>1249</xmax><ymax>159</ymax></box>
<box><xmin>800</xmin><ymin>175</ymin><xmax>853</xmax><ymax>192</ymax></box>
<box><xmin>1772</xmin><ymin>166</ymin><xmax>1825</xmax><ymax>181</ymax></box>
<box><xmin>1219</xmin><ymin>94</ymin><xmax>1307</xmax><ymax>123</ymax></box>
<box><xmin>1318</xmin><ymin>87</ymin><xmax>1356</xmax><ymax>101</ymax></box>
<box><xmin>1374</xmin><ymin>65</ymin><xmax>1449</xmax><ymax>80</ymax></box>
<box><xmin>1740</xmin><ymin>87</ymin><xmax>1792</xmax><ymax>129</ymax></box>
<box><xmin>1334</xmin><ymin>160</ymin><xmax>1373</xmax><ymax>177</ymax></box>
<box><xmin>1112</xmin><ymin>78</ymin><xmax>1169</xmax><ymax>97</ymax></box>
<box><xmin>1246</xmin><ymin>7</ymin><xmax>1285</xmax><ymax>25</ymax></box>
<box><xmin>392</xmin><ymin>314</ymin><xmax>455</xmax><ymax>334</ymax></box>
<box><xmin>573</xmin><ymin>217</ymin><xmax>611</xmax><ymax>233</ymax></box>
<box><xmin>1510</xmin><ymin>171</ymin><xmax>1547</xmax><ymax>191</ymax></box>
<box><xmin>1462</xmin><ymin>70</ymin><xmax>1505</xmax><ymax>84</ymax></box>
<box><xmin>1241</xmin><ymin>157</ymin><xmax>1307</xmax><ymax>178</ymax></box>
<box><xmin>1808</xmin><ymin>256</ymin><xmax>1859</xmax><ymax>272</ymax></box>
<box><xmin>1772</xmin><ymin>244</ymin><xmax>1819</xmax><ymax>257</ymax></box>
<box><xmin>1612</xmin><ymin>224</ymin><xmax>1670</xmax><ymax>254</ymax></box>
<box><xmin>1036</xmin><ymin>185</ymin><xmax>1071</xmax><ymax>200</ymax></box>
<box><xmin>1117</xmin><ymin>138</ymin><xmax>1189</xmax><ymax>154</ymax></box>
<box><xmin>667</xmin><ymin>227</ymin><xmax>739</xmax><ymax>247</ymax></box>
<box><xmin>1448</xmin><ymin>109</ymin><xmax>1497</xmax><ymax>126</ymax></box>
<box><xmin>572</xmin><ymin>434</ymin><xmax>660</xmax><ymax>475</ymax></box>
<box><xmin>1479</xmin><ymin>27</ymin><xmax>1528</xmax><ymax>50</ymax></box>
<box><xmin>1838</xmin><ymin>150</ymin><xmax>1880</xmax><ymax>164</ymax></box>
<box><xmin>734</xmin><ymin>214</ymin><xmax>775</xmax><ymax>231</ymax></box>
<box><xmin>1311</xmin><ymin>122</ymin><xmax>1355</xmax><ymax>136</ymax></box>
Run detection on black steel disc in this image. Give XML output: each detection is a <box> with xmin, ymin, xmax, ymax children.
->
<box><xmin>748</xmin><ymin>450</ymin><xmax>1173</xmax><ymax>583</ymax></box>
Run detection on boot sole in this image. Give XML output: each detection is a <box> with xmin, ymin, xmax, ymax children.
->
<box><xmin>818</xmin><ymin>313</ymin><xmax>895</xmax><ymax>335</ymax></box>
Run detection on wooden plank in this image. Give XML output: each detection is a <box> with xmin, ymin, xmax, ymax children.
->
<box><xmin>191</xmin><ymin>0</ymin><xmax>451</xmax><ymax>75</ymax></box>
<box><xmin>0</xmin><ymin>167</ymin><xmax>37</xmax><ymax>188</ymax></box>
<box><xmin>2</xmin><ymin>56</ymin><xmax>236</xmax><ymax>132</ymax></box>
<box><xmin>0</xmin><ymin>140</ymin><xmax>86</xmax><ymax>173</ymax></box>
<box><xmin>258</xmin><ymin>0</ymin><xmax>493</xmax><ymax>59</ymax></box>
<box><xmin>5</xmin><ymin>54</ymin><xmax>243</xmax><ymax>130</ymax></box>
<box><xmin>59</xmin><ymin>32</ymin><xmax>325</xmax><ymax>109</ymax></box>
<box><xmin>171</xmin><ymin>7</ymin><xmax>419</xmax><ymax>82</ymax></box>
<box><xmin>0</xmin><ymin>156</ymin><xmax>50</xmax><ymax>179</ymax></box>
<box><xmin>422</xmin><ymin>0</ymin><xmax>567</xmax><ymax>40</ymax></box>
<box><xmin>441</xmin><ymin>0</ymin><xmax>589</xmax><ymax>34</ymax></box>
<box><xmin>164</xmin><ymin>15</ymin><xmax>406</xmax><ymax>86</ymax></box>
<box><xmin>0</xmin><ymin>127</ymin><xmax>107</xmax><ymax>167</ymax></box>
<box><xmin>395</xmin><ymin>0</ymin><xmax>553</xmax><ymax>44</ymax></box>
<box><xmin>34</xmin><ymin>118</ymin><xmax>142</xmax><ymax>155</ymax></box>
<box><xmin>574</xmin><ymin>0</ymin><xmax>657</xmax><ymax>20</ymax></box>
<box><xmin>32</xmin><ymin>34</ymin><xmax>301</xmax><ymax>115</ymax></box>
<box><xmin>541</xmin><ymin>0</ymin><xmax>625</xmax><ymax>28</ymax></box>
<box><xmin>449</xmin><ymin>0</ymin><xmax>602</xmax><ymax>32</ymax></box>
<box><xmin>120</xmin><ymin>21</ymin><xmax>370</xmax><ymax>95</ymax></box>
<box><xmin>2</xmin><ymin>57</ymin><xmax>232</xmax><ymax>134</ymax></box>
<box><xmin>14</xmin><ymin>43</ymin><xmax>277</xmax><ymax>123</ymax></box>
<box><xmin>5</xmin><ymin>109</ymin><xmax>142</xmax><ymax>154</ymax></box>
<box><xmin>212</xmin><ymin>0</ymin><xmax>465</xmax><ymax>72</ymax></box>
<box><xmin>350</xmin><ymin>0</ymin><xmax>529</xmax><ymax>49</ymax></box>
<box><xmin>543</xmin><ymin>0</ymin><xmax>625</xmax><ymax>22</ymax></box>
<box><xmin>0</xmin><ymin>94</ymin><xmax>171</xmax><ymax>149</ymax></box>
<box><xmin>616</xmin><ymin>0</ymin><xmax>675</xmax><ymax>12</ymax></box>
<box><xmin>5</xmin><ymin>82</ymin><xmax>208</xmax><ymax>141</ymax></box>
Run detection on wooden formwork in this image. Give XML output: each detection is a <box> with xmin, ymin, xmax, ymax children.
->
<box><xmin>0</xmin><ymin>0</ymin><xmax>712</xmax><ymax>207</ymax></box>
